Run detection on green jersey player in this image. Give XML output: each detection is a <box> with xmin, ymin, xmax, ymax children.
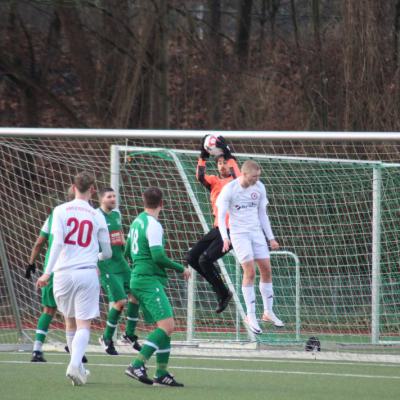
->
<box><xmin>124</xmin><ymin>187</ymin><xmax>191</xmax><ymax>387</ymax></box>
<box><xmin>97</xmin><ymin>188</ymin><xmax>141</xmax><ymax>355</ymax></box>
<box><xmin>27</xmin><ymin>211</ymin><xmax>56</xmax><ymax>362</ymax></box>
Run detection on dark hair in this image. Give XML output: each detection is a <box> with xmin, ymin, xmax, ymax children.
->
<box><xmin>74</xmin><ymin>172</ymin><xmax>95</xmax><ymax>193</ymax></box>
<box><xmin>98</xmin><ymin>187</ymin><xmax>115</xmax><ymax>199</ymax></box>
<box><xmin>215</xmin><ymin>155</ymin><xmax>225</xmax><ymax>163</ymax></box>
<box><xmin>143</xmin><ymin>187</ymin><xmax>163</xmax><ymax>209</ymax></box>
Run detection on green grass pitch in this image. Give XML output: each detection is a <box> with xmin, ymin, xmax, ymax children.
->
<box><xmin>0</xmin><ymin>351</ymin><xmax>399</xmax><ymax>400</ymax></box>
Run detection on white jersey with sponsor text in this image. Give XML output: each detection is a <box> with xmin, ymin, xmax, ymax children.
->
<box><xmin>216</xmin><ymin>178</ymin><xmax>268</xmax><ymax>235</ymax></box>
<box><xmin>51</xmin><ymin>199</ymin><xmax>109</xmax><ymax>272</ymax></box>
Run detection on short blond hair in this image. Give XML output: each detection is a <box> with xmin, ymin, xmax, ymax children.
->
<box><xmin>241</xmin><ymin>159</ymin><xmax>261</xmax><ymax>174</ymax></box>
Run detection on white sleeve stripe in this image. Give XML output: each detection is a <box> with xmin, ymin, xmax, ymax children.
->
<box><xmin>147</xmin><ymin>217</ymin><xmax>163</xmax><ymax>247</ymax></box>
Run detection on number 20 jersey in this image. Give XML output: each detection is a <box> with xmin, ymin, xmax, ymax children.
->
<box><xmin>50</xmin><ymin>198</ymin><xmax>109</xmax><ymax>273</ymax></box>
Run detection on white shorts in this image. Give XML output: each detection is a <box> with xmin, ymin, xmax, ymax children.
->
<box><xmin>230</xmin><ymin>230</ymin><xmax>270</xmax><ymax>264</ymax></box>
<box><xmin>53</xmin><ymin>268</ymin><xmax>100</xmax><ymax>320</ymax></box>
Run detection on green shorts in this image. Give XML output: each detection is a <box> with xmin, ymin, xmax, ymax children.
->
<box><xmin>100</xmin><ymin>270</ymin><xmax>130</xmax><ymax>303</ymax></box>
<box><xmin>41</xmin><ymin>274</ymin><xmax>56</xmax><ymax>308</ymax></box>
<box><xmin>130</xmin><ymin>280</ymin><xmax>173</xmax><ymax>324</ymax></box>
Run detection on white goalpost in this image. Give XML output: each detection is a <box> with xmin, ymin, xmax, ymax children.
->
<box><xmin>1</xmin><ymin>129</ymin><xmax>400</xmax><ymax>362</ymax></box>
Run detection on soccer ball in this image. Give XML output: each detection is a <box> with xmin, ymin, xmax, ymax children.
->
<box><xmin>203</xmin><ymin>134</ymin><xmax>223</xmax><ymax>156</ymax></box>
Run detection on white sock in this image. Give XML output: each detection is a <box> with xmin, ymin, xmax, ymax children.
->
<box><xmin>66</xmin><ymin>330</ymin><xmax>76</xmax><ymax>353</ymax></box>
<box><xmin>259</xmin><ymin>282</ymin><xmax>273</xmax><ymax>313</ymax></box>
<box><xmin>69</xmin><ymin>328</ymin><xmax>90</xmax><ymax>369</ymax></box>
<box><xmin>242</xmin><ymin>286</ymin><xmax>256</xmax><ymax>315</ymax></box>
<box><xmin>33</xmin><ymin>340</ymin><xmax>43</xmax><ymax>352</ymax></box>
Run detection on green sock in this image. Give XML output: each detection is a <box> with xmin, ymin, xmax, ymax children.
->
<box><xmin>34</xmin><ymin>313</ymin><xmax>53</xmax><ymax>343</ymax></box>
<box><xmin>156</xmin><ymin>335</ymin><xmax>171</xmax><ymax>378</ymax></box>
<box><xmin>132</xmin><ymin>328</ymin><xmax>169</xmax><ymax>368</ymax></box>
<box><xmin>103</xmin><ymin>307</ymin><xmax>121</xmax><ymax>340</ymax></box>
<box><xmin>125</xmin><ymin>302</ymin><xmax>139</xmax><ymax>337</ymax></box>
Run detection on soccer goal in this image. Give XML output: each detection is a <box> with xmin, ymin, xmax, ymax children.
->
<box><xmin>0</xmin><ymin>130</ymin><xmax>400</xmax><ymax>361</ymax></box>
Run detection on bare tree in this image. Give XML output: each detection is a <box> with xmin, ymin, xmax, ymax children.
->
<box><xmin>206</xmin><ymin>0</ymin><xmax>222</xmax><ymax>128</ymax></box>
<box><xmin>236</xmin><ymin>0</ymin><xmax>253</xmax><ymax>68</ymax></box>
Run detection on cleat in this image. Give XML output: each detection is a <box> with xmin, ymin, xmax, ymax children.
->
<box><xmin>262</xmin><ymin>312</ymin><xmax>284</xmax><ymax>327</ymax></box>
<box><xmin>244</xmin><ymin>315</ymin><xmax>262</xmax><ymax>334</ymax></box>
<box><xmin>125</xmin><ymin>365</ymin><xmax>153</xmax><ymax>385</ymax></box>
<box><xmin>66</xmin><ymin>364</ymin><xmax>87</xmax><ymax>386</ymax></box>
<box><xmin>31</xmin><ymin>351</ymin><xmax>46</xmax><ymax>362</ymax></box>
<box><xmin>153</xmin><ymin>373</ymin><xmax>184</xmax><ymax>387</ymax></box>
<box><xmin>65</xmin><ymin>345</ymin><xmax>89</xmax><ymax>363</ymax></box>
<box><xmin>121</xmin><ymin>333</ymin><xmax>142</xmax><ymax>352</ymax></box>
<box><xmin>216</xmin><ymin>291</ymin><xmax>233</xmax><ymax>314</ymax></box>
<box><xmin>99</xmin><ymin>336</ymin><xmax>118</xmax><ymax>355</ymax></box>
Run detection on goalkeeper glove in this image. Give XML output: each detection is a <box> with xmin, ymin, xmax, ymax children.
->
<box><xmin>25</xmin><ymin>263</ymin><xmax>36</xmax><ymax>279</ymax></box>
<box><xmin>200</xmin><ymin>135</ymin><xmax>210</xmax><ymax>160</ymax></box>
<box><xmin>216</xmin><ymin>136</ymin><xmax>234</xmax><ymax>160</ymax></box>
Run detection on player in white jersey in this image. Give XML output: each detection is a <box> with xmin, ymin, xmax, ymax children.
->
<box><xmin>217</xmin><ymin>160</ymin><xmax>284</xmax><ymax>334</ymax></box>
<box><xmin>36</xmin><ymin>172</ymin><xmax>112</xmax><ymax>386</ymax></box>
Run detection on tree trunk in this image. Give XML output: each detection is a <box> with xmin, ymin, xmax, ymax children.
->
<box><xmin>153</xmin><ymin>0</ymin><xmax>169</xmax><ymax>128</ymax></box>
<box><xmin>290</xmin><ymin>0</ymin><xmax>313</xmax><ymax>128</ymax></box>
<box><xmin>236</xmin><ymin>0</ymin><xmax>253</xmax><ymax>68</ymax></box>
<box><xmin>394</xmin><ymin>0</ymin><xmax>400</xmax><ymax>67</ymax></box>
<box><xmin>311</xmin><ymin>0</ymin><xmax>328</xmax><ymax>129</ymax></box>
<box><xmin>57</xmin><ymin>1</ymin><xmax>100</xmax><ymax>126</ymax></box>
<box><xmin>206</xmin><ymin>0</ymin><xmax>222</xmax><ymax>128</ymax></box>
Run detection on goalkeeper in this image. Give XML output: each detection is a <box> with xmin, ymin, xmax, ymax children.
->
<box><xmin>97</xmin><ymin>187</ymin><xmax>141</xmax><ymax>355</ymax></box>
<box><xmin>124</xmin><ymin>187</ymin><xmax>191</xmax><ymax>387</ymax></box>
<box><xmin>186</xmin><ymin>135</ymin><xmax>239</xmax><ymax>313</ymax></box>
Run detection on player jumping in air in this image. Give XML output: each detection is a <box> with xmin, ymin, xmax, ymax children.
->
<box><xmin>36</xmin><ymin>172</ymin><xmax>112</xmax><ymax>386</ymax></box>
<box><xmin>217</xmin><ymin>160</ymin><xmax>284</xmax><ymax>334</ymax></box>
<box><xmin>186</xmin><ymin>136</ymin><xmax>237</xmax><ymax>313</ymax></box>
<box><xmin>97</xmin><ymin>187</ymin><xmax>141</xmax><ymax>355</ymax></box>
<box><xmin>125</xmin><ymin>187</ymin><xmax>191</xmax><ymax>387</ymax></box>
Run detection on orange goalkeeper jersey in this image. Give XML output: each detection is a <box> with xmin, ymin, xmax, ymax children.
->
<box><xmin>196</xmin><ymin>158</ymin><xmax>241</xmax><ymax>227</ymax></box>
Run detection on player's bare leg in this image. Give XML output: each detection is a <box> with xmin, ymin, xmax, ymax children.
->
<box><xmin>241</xmin><ymin>260</ymin><xmax>262</xmax><ymax>334</ymax></box>
<box><xmin>257</xmin><ymin>258</ymin><xmax>284</xmax><ymax>327</ymax></box>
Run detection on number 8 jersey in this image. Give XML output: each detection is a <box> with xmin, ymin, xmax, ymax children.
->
<box><xmin>46</xmin><ymin>199</ymin><xmax>110</xmax><ymax>273</ymax></box>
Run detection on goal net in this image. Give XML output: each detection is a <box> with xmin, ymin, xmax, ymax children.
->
<box><xmin>0</xmin><ymin>131</ymin><xmax>399</xmax><ymax>361</ymax></box>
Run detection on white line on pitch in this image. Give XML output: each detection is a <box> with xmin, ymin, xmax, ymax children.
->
<box><xmin>0</xmin><ymin>360</ymin><xmax>399</xmax><ymax>380</ymax></box>
<box><xmin>3</xmin><ymin>351</ymin><xmax>400</xmax><ymax>368</ymax></box>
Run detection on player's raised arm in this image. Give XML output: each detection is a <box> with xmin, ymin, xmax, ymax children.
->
<box><xmin>196</xmin><ymin>136</ymin><xmax>218</xmax><ymax>190</ymax></box>
<box><xmin>215</xmin><ymin>136</ymin><xmax>241</xmax><ymax>178</ymax></box>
